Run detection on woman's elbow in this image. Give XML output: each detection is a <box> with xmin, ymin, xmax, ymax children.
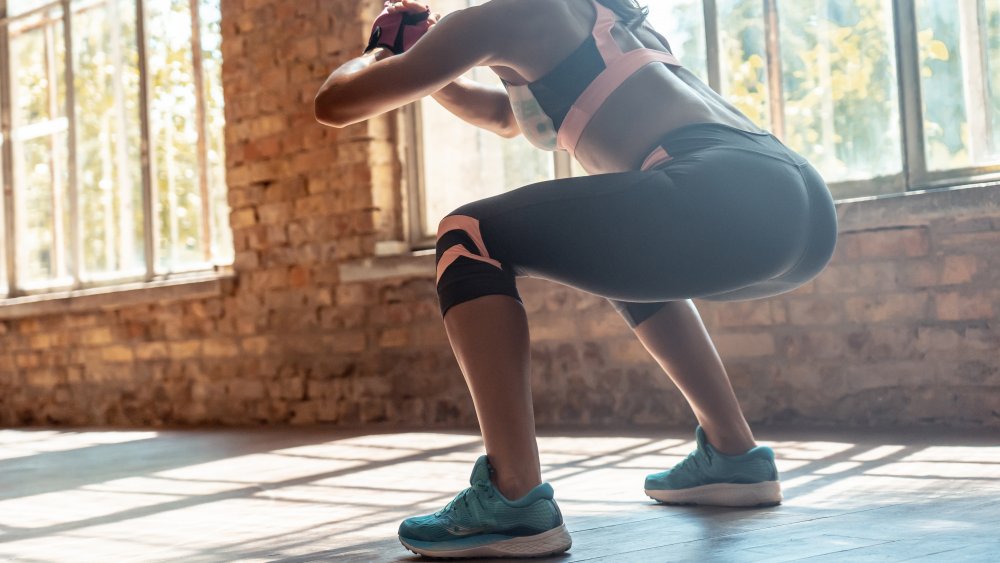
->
<box><xmin>313</xmin><ymin>89</ymin><xmax>364</xmax><ymax>129</ymax></box>
<box><xmin>314</xmin><ymin>89</ymin><xmax>352</xmax><ymax>128</ymax></box>
<box><xmin>497</xmin><ymin>126</ymin><xmax>520</xmax><ymax>139</ymax></box>
<box><xmin>496</xmin><ymin>114</ymin><xmax>521</xmax><ymax>139</ymax></box>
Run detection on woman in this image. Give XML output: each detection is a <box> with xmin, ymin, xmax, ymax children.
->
<box><xmin>315</xmin><ymin>0</ymin><xmax>837</xmax><ymax>557</ymax></box>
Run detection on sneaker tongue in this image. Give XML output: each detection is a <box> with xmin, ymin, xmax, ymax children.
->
<box><xmin>469</xmin><ymin>455</ymin><xmax>493</xmax><ymax>486</ymax></box>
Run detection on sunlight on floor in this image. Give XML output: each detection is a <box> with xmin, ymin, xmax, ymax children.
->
<box><xmin>0</xmin><ymin>429</ymin><xmax>997</xmax><ymax>562</ymax></box>
<box><xmin>0</xmin><ymin>430</ymin><xmax>159</xmax><ymax>462</ymax></box>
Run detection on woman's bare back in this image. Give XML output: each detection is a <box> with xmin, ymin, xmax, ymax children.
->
<box><xmin>484</xmin><ymin>0</ymin><xmax>760</xmax><ymax>173</ymax></box>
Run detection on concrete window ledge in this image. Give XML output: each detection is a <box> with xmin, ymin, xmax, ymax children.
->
<box><xmin>837</xmin><ymin>182</ymin><xmax>1000</xmax><ymax>230</ymax></box>
<box><xmin>339</xmin><ymin>249</ymin><xmax>435</xmax><ymax>283</ymax></box>
<box><xmin>0</xmin><ymin>271</ymin><xmax>237</xmax><ymax>320</ymax></box>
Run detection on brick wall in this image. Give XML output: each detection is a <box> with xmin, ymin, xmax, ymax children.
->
<box><xmin>0</xmin><ymin>0</ymin><xmax>997</xmax><ymax>429</ymax></box>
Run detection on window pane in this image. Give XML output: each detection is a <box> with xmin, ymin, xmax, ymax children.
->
<box><xmin>8</xmin><ymin>0</ymin><xmax>55</xmax><ymax>17</ymax></box>
<box><xmin>147</xmin><ymin>0</ymin><xmax>206</xmax><ymax>272</ymax></box>
<box><xmin>0</xmin><ymin>136</ymin><xmax>6</xmax><ymax>296</ymax></box>
<box><xmin>10</xmin><ymin>12</ymin><xmax>72</xmax><ymax>288</ymax></box>
<box><xmin>916</xmin><ymin>0</ymin><xmax>1000</xmax><ymax>170</ymax></box>
<box><xmin>73</xmin><ymin>0</ymin><xmax>145</xmax><ymax>280</ymax></box>
<box><xmin>717</xmin><ymin>0</ymin><xmax>770</xmax><ymax>128</ymax></box>
<box><xmin>200</xmin><ymin>0</ymin><xmax>232</xmax><ymax>265</ymax></box>
<box><xmin>647</xmin><ymin>0</ymin><xmax>708</xmax><ymax>81</ymax></box>
<box><xmin>780</xmin><ymin>0</ymin><xmax>903</xmax><ymax>190</ymax></box>
<box><xmin>420</xmin><ymin>72</ymin><xmax>555</xmax><ymax>238</ymax></box>
<box><xmin>984</xmin><ymin>0</ymin><xmax>1000</xmax><ymax>159</ymax></box>
<box><xmin>420</xmin><ymin>0</ymin><xmax>554</xmax><ymax>239</ymax></box>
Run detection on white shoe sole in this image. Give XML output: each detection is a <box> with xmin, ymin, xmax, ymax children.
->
<box><xmin>399</xmin><ymin>523</ymin><xmax>572</xmax><ymax>559</ymax></box>
<box><xmin>646</xmin><ymin>481</ymin><xmax>783</xmax><ymax>507</ymax></box>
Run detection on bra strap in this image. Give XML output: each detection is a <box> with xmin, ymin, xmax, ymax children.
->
<box><xmin>557</xmin><ymin>48</ymin><xmax>682</xmax><ymax>155</ymax></box>
<box><xmin>591</xmin><ymin>0</ymin><xmax>624</xmax><ymax>62</ymax></box>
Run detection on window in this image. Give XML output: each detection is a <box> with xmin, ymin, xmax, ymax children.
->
<box><xmin>410</xmin><ymin>0</ymin><xmax>1000</xmax><ymax>247</ymax></box>
<box><xmin>0</xmin><ymin>0</ymin><xmax>229</xmax><ymax>298</ymax></box>
<box><xmin>916</xmin><ymin>0</ymin><xmax>999</xmax><ymax>171</ymax></box>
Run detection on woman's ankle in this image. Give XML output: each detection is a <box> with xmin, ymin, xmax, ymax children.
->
<box><xmin>702</xmin><ymin>424</ymin><xmax>756</xmax><ymax>456</ymax></box>
<box><xmin>493</xmin><ymin>478</ymin><xmax>540</xmax><ymax>501</ymax></box>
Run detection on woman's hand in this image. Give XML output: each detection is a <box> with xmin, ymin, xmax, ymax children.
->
<box><xmin>384</xmin><ymin>0</ymin><xmax>441</xmax><ymax>24</ymax></box>
<box><xmin>365</xmin><ymin>0</ymin><xmax>440</xmax><ymax>55</ymax></box>
<box><xmin>316</xmin><ymin>0</ymin><xmax>507</xmax><ymax>128</ymax></box>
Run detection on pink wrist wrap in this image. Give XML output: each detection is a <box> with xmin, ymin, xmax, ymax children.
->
<box><xmin>364</xmin><ymin>6</ymin><xmax>432</xmax><ymax>55</ymax></box>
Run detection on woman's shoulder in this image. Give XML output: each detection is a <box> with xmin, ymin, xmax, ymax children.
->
<box><xmin>450</xmin><ymin>0</ymin><xmax>571</xmax><ymax>26</ymax></box>
<box><xmin>435</xmin><ymin>0</ymin><xmax>578</xmax><ymax>68</ymax></box>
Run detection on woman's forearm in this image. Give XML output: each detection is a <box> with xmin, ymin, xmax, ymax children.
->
<box><xmin>315</xmin><ymin>48</ymin><xmax>394</xmax><ymax>126</ymax></box>
<box><xmin>431</xmin><ymin>77</ymin><xmax>520</xmax><ymax>138</ymax></box>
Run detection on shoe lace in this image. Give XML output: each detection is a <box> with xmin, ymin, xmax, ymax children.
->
<box><xmin>676</xmin><ymin>448</ymin><xmax>713</xmax><ymax>474</ymax></box>
<box><xmin>438</xmin><ymin>480</ymin><xmax>494</xmax><ymax>516</ymax></box>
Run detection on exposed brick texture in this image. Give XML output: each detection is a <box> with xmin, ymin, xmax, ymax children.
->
<box><xmin>0</xmin><ymin>1</ymin><xmax>997</xmax><ymax>429</ymax></box>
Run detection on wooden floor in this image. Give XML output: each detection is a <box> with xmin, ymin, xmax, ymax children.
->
<box><xmin>1</xmin><ymin>427</ymin><xmax>998</xmax><ymax>562</ymax></box>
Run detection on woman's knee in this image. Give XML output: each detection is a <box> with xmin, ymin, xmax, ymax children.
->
<box><xmin>434</xmin><ymin>212</ymin><xmax>520</xmax><ymax>317</ymax></box>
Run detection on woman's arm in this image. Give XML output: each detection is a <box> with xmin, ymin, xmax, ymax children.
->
<box><xmin>431</xmin><ymin>77</ymin><xmax>520</xmax><ymax>138</ymax></box>
<box><xmin>314</xmin><ymin>2</ymin><xmax>510</xmax><ymax>128</ymax></box>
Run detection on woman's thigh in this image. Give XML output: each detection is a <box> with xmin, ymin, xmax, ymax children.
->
<box><xmin>448</xmin><ymin>149</ymin><xmax>811</xmax><ymax>304</ymax></box>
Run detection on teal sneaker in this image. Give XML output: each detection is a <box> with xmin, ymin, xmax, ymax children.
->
<box><xmin>398</xmin><ymin>455</ymin><xmax>572</xmax><ymax>558</ymax></box>
<box><xmin>645</xmin><ymin>426</ymin><xmax>782</xmax><ymax>507</ymax></box>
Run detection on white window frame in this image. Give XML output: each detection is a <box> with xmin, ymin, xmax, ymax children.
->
<box><xmin>0</xmin><ymin>0</ymin><xmax>222</xmax><ymax>298</ymax></box>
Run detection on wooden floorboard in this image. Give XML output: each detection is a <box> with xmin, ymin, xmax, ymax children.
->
<box><xmin>0</xmin><ymin>427</ymin><xmax>997</xmax><ymax>562</ymax></box>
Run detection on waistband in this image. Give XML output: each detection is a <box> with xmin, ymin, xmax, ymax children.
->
<box><xmin>640</xmin><ymin>122</ymin><xmax>797</xmax><ymax>171</ymax></box>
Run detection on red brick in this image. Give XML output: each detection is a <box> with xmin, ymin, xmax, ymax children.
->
<box><xmin>323</xmin><ymin>331</ymin><xmax>367</xmax><ymax>354</ymax></box>
<box><xmin>101</xmin><ymin>346</ymin><xmax>135</xmax><ymax>363</ymax></box>
<box><xmin>135</xmin><ymin>342</ymin><xmax>169</xmax><ymax>361</ymax></box>
<box><xmin>840</xmin><ymin>228</ymin><xmax>930</xmax><ymax>260</ymax></box>
<box><xmin>713</xmin><ymin>333</ymin><xmax>775</xmax><ymax>359</ymax></box>
<box><xmin>940</xmin><ymin>256</ymin><xmax>979</xmax><ymax>285</ymax></box>
<box><xmin>935</xmin><ymin>292</ymin><xmax>995</xmax><ymax>321</ymax></box>
<box><xmin>230</xmin><ymin>208</ymin><xmax>257</xmax><ymax>229</ymax></box>
<box><xmin>532</xmin><ymin>316</ymin><xmax>581</xmax><ymax>341</ymax></box>
<box><xmin>336</xmin><ymin>284</ymin><xmax>374</xmax><ymax>306</ymax></box>
<box><xmin>170</xmin><ymin>340</ymin><xmax>203</xmax><ymax>360</ymax></box>
<box><xmin>81</xmin><ymin>327</ymin><xmax>113</xmax><ymax>346</ymax></box>
<box><xmin>844</xmin><ymin>293</ymin><xmax>930</xmax><ymax>323</ymax></box>
<box><xmin>288</xmin><ymin>265</ymin><xmax>311</xmax><ymax>288</ymax></box>
<box><xmin>377</xmin><ymin>327</ymin><xmax>409</xmax><ymax>348</ymax></box>
<box><xmin>787</xmin><ymin>299</ymin><xmax>844</xmax><ymax>325</ymax></box>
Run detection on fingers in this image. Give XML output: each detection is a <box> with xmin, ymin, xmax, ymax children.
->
<box><xmin>384</xmin><ymin>0</ymin><xmax>430</xmax><ymax>14</ymax></box>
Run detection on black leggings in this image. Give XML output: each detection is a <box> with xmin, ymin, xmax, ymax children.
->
<box><xmin>435</xmin><ymin>123</ymin><xmax>838</xmax><ymax>328</ymax></box>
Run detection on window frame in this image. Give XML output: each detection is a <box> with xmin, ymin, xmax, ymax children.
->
<box><xmin>0</xmin><ymin>0</ymin><xmax>222</xmax><ymax>299</ymax></box>
<box><xmin>406</xmin><ymin>0</ymin><xmax>1000</xmax><ymax>249</ymax></box>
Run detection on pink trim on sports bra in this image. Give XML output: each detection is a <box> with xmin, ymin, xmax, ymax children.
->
<box><xmin>556</xmin><ymin>1</ymin><xmax>682</xmax><ymax>157</ymax></box>
<box><xmin>592</xmin><ymin>1</ymin><xmax>623</xmax><ymax>60</ymax></box>
<box><xmin>640</xmin><ymin>146</ymin><xmax>673</xmax><ymax>171</ymax></box>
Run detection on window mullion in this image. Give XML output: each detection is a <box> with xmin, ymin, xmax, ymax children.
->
<box><xmin>135</xmin><ymin>0</ymin><xmax>156</xmax><ymax>280</ymax></box>
<box><xmin>703</xmin><ymin>0</ymin><xmax>722</xmax><ymax>93</ymax></box>
<box><xmin>108</xmin><ymin>0</ymin><xmax>133</xmax><ymax>272</ymax></box>
<box><xmin>763</xmin><ymin>0</ymin><xmax>785</xmax><ymax>140</ymax></box>
<box><xmin>0</xmin><ymin>0</ymin><xmax>16</xmax><ymax>296</ymax></box>
<box><xmin>404</xmin><ymin>102</ymin><xmax>428</xmax><ymax>245</ymax></box>
<box><xmin>959</xmin><ymin>0</ymin><xmax>990</xmax><ymax>162</ymax></box>
<box><xmin>61</xmin><ymin>0</ymin><xmax>80</xmax><ymax>288</ymax></box>
<box><xmin>189</xmin><ymin>0</ymin><xmax>212</xmax><ymax>263</ymax></box>
<box><xmin>553</xmin><ymin>151</ymin><xmax>572</xmax><ymax>179</ymax></box>
<box><xmin>45</xmin><ymin>21</ymin><xmax>66</xmax><ymax>280</ymax></box>
<box><xmin>891</xmin><ymin>0</ymin><xmax>927</xmax><ymax>190</ymax></box>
